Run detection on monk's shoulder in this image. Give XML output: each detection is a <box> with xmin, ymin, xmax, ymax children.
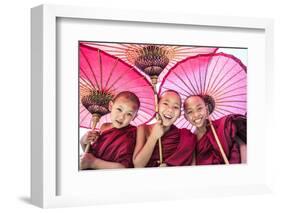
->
<box><xmin>100</xmin><ymin>123</ymin><xmax>112</xmax><ymax>132</ymax></box>
<box><xmin>180</xmin><ymin>128</ymin><xmax>193</xmax><ymax>135</ymax></box>
<box><xmin>137</xmin><ymin>124</ymin><xmax>151</xmax><ymax>137</ymax></box>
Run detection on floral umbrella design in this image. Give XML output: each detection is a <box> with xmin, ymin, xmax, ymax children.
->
<box><xmin>80</xmin><ymin>43</ymin><xmax>155</xmax><ymax>132</ymax></box>
<box><xmin>159</xmin><ymin>52</ymin><xmax>247</xmax><ymax>131</ymax></box>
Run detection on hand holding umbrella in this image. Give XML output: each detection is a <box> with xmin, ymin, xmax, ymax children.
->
<box><xmin>160</xmin><ymin>52</ymin><xmax>247</xmax><ymax>164</ymax></box>
<box><xmin>131</xmin><ymin>45</ymin><xmax>172</xmax><ymax>164</ymax></box>
<box><xmin>80</xmin><ymin>44</ymin><xmax>156</xmax><ymax>155</ymax></box>
<box><xmin>81</xmin><ymin>90</ymin><xmax>113</xmax><ymax>152</ymax></box>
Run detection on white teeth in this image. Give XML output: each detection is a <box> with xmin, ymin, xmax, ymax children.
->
<box><xmin>164</xmin><ymin>114</ymin><xmax>172</xmax><ymax>119</ymax></box>
<box><xmin>194</xmin><ymin>119</ymin><xmax>201</xmax><ymax>124</ymax></box>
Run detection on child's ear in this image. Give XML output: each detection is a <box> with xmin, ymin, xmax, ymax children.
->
<box><xmin>108</xmin><ymin>101</ymin><xmax>114</xmax><ymax>111</ymax></box>
<box><xmin>205</xmin><ymin>104</ymin><xmax>210</xmax><ymax>117</ymax></box>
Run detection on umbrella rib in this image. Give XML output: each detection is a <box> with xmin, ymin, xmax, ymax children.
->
<box><xmin>135</xmin><ymin>112</ymin><xmax>150</xmax><ymax>122</ymax></box>
<box><xmin>190</xmin><ymin>60</ymin><xmax>201</xmax><ymax>94</ymax></box>
<box><xmin>176</xmin><ymin>118</ymin><xmax>188</xmax><ymax>128</ymax></box>
<box><xmin>105</xmin><ymin>67</ymin><xmax>136</xmax><ymax>92</ymax></box>
<box><xmin>80</xmin><ymin>49</ymin><xmax>101</xmax><ymax>90</ymax></box>
<box><xmin>107</xmin><ymin>77</ymin><xmax>153</xmax><ymax>95</ymax></box>
<box><xmin>214</xmin><ymin>85</ymin><xmax>247</xmax><ymax>100</ymax></box>
<box><xmin>162</xmin><ymin>85</ymin><xmax>191</xmax><ymax>98</ymax></box>
<box><xmin>216</xmin><ymin>93</ymin><xmax>247</xmax><ymax>101</ymax></box>
<box><xmin>205</xmin><ymin>55</ymin><xmax>220</xmax><ymax>93</ymax></box>
<box><xmin>120</xmin><ymin>43</ymin><xmax>138</xmax><ymax>49</ymax></box>
<box><xmin>210</xmin><ymin>62</ymin><xmax>238</xmax><ymax>95</ymax></box>
<box><xmin>80</xmin><ymin>78</ymin><xmax>93</xmax><ymax>90</ymax></box>
<box><xmin>212</xmin><ymin>110</ymin><xmax>225</xmax><ymax>118</ymax></box>
<box><xmin>214</xmin><ymin>77</ymin><xmax>246</xmax><ymax>99</ymax></box>
<box><xmin>138</xmin><ymin>111</ymin><xmax>154</xmax><ymax>120</ymax></box>
<box><xmin>139</xmin><ymin>101</ymin><xmax>156</xmax><ymax>107</ymax></box>
<box><xmin>133</xmin><ymin>115</ymin><xmax>144</xmax><ymax>125</ymax></box>
<box><xmin>211</xmin><ymin>70</ymin><xmax>245</xmax><ymax>98</ymax></box>
<box><xmin>138</xmin><ymin>96</ymin><xmax>155</xmax><ymax>101</ymax></box>
<box><xmin>198</xmin><ymin>56</ymin><xmax>203</xmax><ymax>94</ymax></box>
<box><xmin>104</xmin><ymin>57</ymin><xmax>119</xmax><ymax>91</ymax></box>
<box><xmin>139</xmin><ymin>106</ymin><xmax>156</xmax><ymax>114</ymax></box>
<box><xmin>80</xmin><ymin>108</ymin><xmax>91</xmax><ymax>125</ymax></box>
<box><xmin>208</xmin><ymin>56</ymin><xmax>230</xmax><ymax>94</ymax></box>
<box><xmin>83</xmin><ymin>42</ymin><xmax>128</xmax><ymax>51</ymax></box>
<box><xmin>80</xmin><ymin>78</ymin><xmax>94</xmax><ymax>91</ymax></box>
<box><xmin>216</xmin><ymin>103</ymin><xmax>246</xmax><ymax>111</ymax></box>
<box><xmin>203</xmin><ymin>56</ymin><xmax>212</xmax><ymax>94</ymax></box>
<box><xmin>133</xmin><ymin>94</ymin><xmax>155</xmax><ymax>101</ymax></box>
<box><xmin>213</xmin><ymin>107</ymin><xmax>232</xmax><ymax>117</ymax></box>
<box><xmin>179</xmin><ymin>64</ymin><xmax>198</xmax><ymax>94</ymax></box>
<box><xmin>103</xmin><ymin>50</ymin><xmax>128</xmax><ymax>54</ymax></box>
<box><xmin>98</xmin><ymin>50</ymin><xmax>103</xmax><ymax>90</ymax></box>
<box><xmin>80</xmin><ymin>67</ymin><xmax>98</xmax><ymax>91</ymax></box>
<box><xmin>164</xmin><ymin>78</ymin><xmax>191</xmax><ymax>97</ymax></box>
<box><xmin>167</xmin><ymin>72</ymin><xmax>192</xmax><ymax>95</ymax></box>
<box><xmin>216</xmin><ymin>99</ymin><xmax>246</xmax><ymax>104</ymax></box>
<box><xmin>79</xmin><ymin>84</ymin><xmax>91</xmax><ymax>94</ymax></box>
<box><xmin>111</xmin><ymin>76</ymin><xmax>148</xmax><ymax>89</ymax></box>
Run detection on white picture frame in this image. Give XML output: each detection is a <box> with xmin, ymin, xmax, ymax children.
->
<box><xmin>31</xmin><ymin>4</ymin><xmax>274</xmax><ymax>208</ymax></box>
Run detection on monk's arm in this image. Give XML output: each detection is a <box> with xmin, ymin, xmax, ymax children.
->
<box><xmin>80</xmin><ymin>133</ymin><xmax>88</xmax><ymax>151</ymax></box>
<box><xmin>80</xmin><ymin>153</ymin><xmax>125</xmax><ymax>169</ymax></box>
<box><xmin>133</xmin><ymin>125</ymin><xmax>158</xmax><ymax>168</ymax></box>
<box><xmin>90</xmin><ymin>156</ymin><xmax>125</xmax><ymax>169</ymax></box>
<box><xmin>80</xmin><ymin>131</ymin><xmax>100</xmax><ymax>152</ymax></box>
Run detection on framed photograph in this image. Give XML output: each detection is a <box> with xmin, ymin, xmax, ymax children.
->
<box><xmin>31</xmin><ymin>4</ymin><xmax>274</xmax><ymax>208</ymax></box>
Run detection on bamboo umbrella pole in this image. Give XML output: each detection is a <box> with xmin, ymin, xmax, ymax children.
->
<box><xmin>151</xmin><ymin>76</ymin><xmax>163</xmax><ymax>165</ymax></box>
<box><xmin>208</xmin><ymin>117</ymin><xmax>229</xmax><ymax>165</ymax></box>
<box><xmin>85</xmin><ymin>113</ymin><xmax>101</xmax><ymax>153</ymax></box>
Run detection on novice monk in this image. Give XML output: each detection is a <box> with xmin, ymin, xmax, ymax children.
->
<box><xmin>183</xmin><ymin>95</ymin><xmax>247</xmax><ymax>165</ymax></box>
<box><xmin>133</xmin><ymin>90</ymin><xmax>196</xmax><ymax>168</ymax></box>
<box><xmin>80</xmin><ymin>91</ymin><xmax>140</xmax><ymax>169</ymax></box>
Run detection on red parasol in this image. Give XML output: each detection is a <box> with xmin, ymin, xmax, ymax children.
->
<box><xmin>80</xmin><ymin>42</ymin><xmax>218</xmax><ymax>82</ymax></box>
<box><xmin>160</xmin><ymin>52</ymin><xmax>247</xmax><ymax>129</ymax></box>
<box><xmin>79</xmin><ymin>44</ymin><xmax>156</xmax><ymax>148</ymax></box>
<box><xmin>159</xmin><ymin>52</ymin><xmax>247</xmax><ymax>164</ymax></box>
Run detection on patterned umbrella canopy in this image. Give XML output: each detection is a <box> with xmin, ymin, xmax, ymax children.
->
<box><xmin>80</xmin><ymin>42</ymin><xmax>218</xmax><ymax>82</ymax></box>
<box><xmin>159</xmin><ymin>52</ymin><xmax>247</xmax><ymax>131</ymax></box>
<box><xmin>80</xmin><ymin>43</ymin><xmax>156</xmax><ymax>129</ymax></box>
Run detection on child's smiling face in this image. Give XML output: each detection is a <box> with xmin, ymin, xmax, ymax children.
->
<box><xmin>158</xmin><ymin>91</ymin><xmax>181</xmax><ymax>127</ymax></box>
<box><xmin>109</xmin><ymin>96</ymin><xmax>138</xmax><ymax>129</ymax></box>
<box><xmin>184</xmin><ymin>96</ymin><xmax>208</xmax><ymax>129</ymax></box>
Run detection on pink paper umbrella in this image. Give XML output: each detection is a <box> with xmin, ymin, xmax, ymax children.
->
<box><xmin>159</xmin><ymin>52</ymin><xmax>247</xmax><ymax>131</ymax></box>
<box><xmin>79</xmin><ymin>43</ymin><xmax>155</xmax><ymax>133</ymax></box>
<box><xmin>80</xmin><ymin>42</ymin><xmax>218</xmax><ymax>82</ymax></box>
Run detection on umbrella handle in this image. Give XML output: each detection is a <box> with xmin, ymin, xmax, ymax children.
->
<box><xmin>85</xmin><ymin>114</ymin><xmax>101</xmax><ymax>153</ymax></box>
<box><xmin>152</xmin><ymin>81</ymin><xmax>163</xmax><ymax>165</ymax></box>
<box><xmin>155</xmin><ymin>112</ymin><xmax>164</xmax><ymax>164</ymax></box>
<box><xmin>208</xmin><ymin>118</ymin><xmax>229</xmax><ymax>164</ymax></box>
<box><xmin>158</xmin><ymin>138</ymin><xmax>163</xmax><ymax>164</ymax></box>
<box><xmin>85</xmin><ymin>142</ymin><xmax>91</xmax><ymax>153</ymax></box>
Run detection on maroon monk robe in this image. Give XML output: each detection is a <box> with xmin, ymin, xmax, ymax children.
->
<box><xmin>90</xmin><ymin>125</ymin><xmax>136</xmax><ymax>168</ymax></box>
<box><xmin>146</xmin><ymin>125</ymin><xmax>196</xmax><ymax>167</ymax></box>
<box><xmin>196</xmin><ymin>114</ymin><xmax>247</xmax><ymax>165</ymax></box>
